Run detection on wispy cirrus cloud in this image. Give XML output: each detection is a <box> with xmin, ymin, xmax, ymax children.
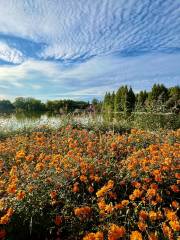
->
<box><xmin>0</xmin><ymin>0</ymin><xmax>179</xmax><ymax>61</ymax></box>
<box><xmin>0</xmin><ymin>0</ymin><xmax>179</xmax><ymax>100</ymax></box>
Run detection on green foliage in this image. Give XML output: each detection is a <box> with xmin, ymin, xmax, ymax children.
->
<box><xmin>103</xmin><ymin>84</ymin><xmax>180</xmax><ymax>115</ymax></box>
<box><xmin>0</xmin><ymin>100</ymin><xmax>14</xmax><ymax>112</ymax></box>
<box><xmin>148</xmin><ymin>84</ymin><xmax>168</xmax><ymax>102</ymax></box>
<box><xmin>46</xmin><ymin>99</ymin><xmax>89</xmax><ymax>113</ymax></box>
<box><xmin>91</xmin><ymin>98</ymin><xmax>102</xmax><ymax>113</ymax></box>
<box><xmin>13</xmin><ymin>97</ymin><xmax>46</xmax><ymax>112</ymax></box>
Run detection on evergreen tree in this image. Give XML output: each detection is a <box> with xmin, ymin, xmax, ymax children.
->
<box><xmin>126</xmin><ymin>87</ymin><xmax>136</xmax><ymax>113</ymax></box>
<box><xmin>137</xmin><ymin>91</ymin><xmax>148</xmax><ymax>106</ymax></box>
<box><xmin>148</xmin><ymin>84</ymin><xmax>168</xmax><ymax>102</ymax></box>
<box><xmin>114</xmin><ymin>86</ymin><xmax>128</xmax><ymax>112</ymax></box>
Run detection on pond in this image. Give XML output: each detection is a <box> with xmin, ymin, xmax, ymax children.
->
<box><xmin>0</xmin><ymin>112</ymin><xmax>102</xmax><ymax>133</ymax></box>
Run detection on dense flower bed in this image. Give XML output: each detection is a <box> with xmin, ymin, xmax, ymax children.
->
<box><xmin>0</xmin><ymin>126</ymin><xmax>179</xmax><ymax>239</ymax></box>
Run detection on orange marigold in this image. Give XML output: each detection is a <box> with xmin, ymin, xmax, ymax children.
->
<box><xmin>130</xmin><ymin>231</ymin><xmax>143</xmax><ymax>240</ymax></box>
<box><xmin>138</xmin><ymin>221</ymin><xmax>147</xmax><ymax>231</ymax></box>
<box><xmin>108</xmin><ymin>224</ymin><xmax>126</xmax><ymax>240</ymax></box>
<box><xmin>139</xmin><ymin>210</ymin><xmax>148</xmax><ymax>221</ymax></box>
<box><xmin>162</xmin><ymin>223</ymin><xmax>173</xmax><ymax>239</ymax></box>
<box><xmin>132</xmin><ymin>189</ymin><xmax>142</xmax><ymax>199</ymax></box>
<box><xmin>148</xmin><ymin>232</ymin><xmax>158</xmax><ymax>240</ymax></box>
<box><xmin>73</xmin><ymin>182</ymin><xmax>79</xmax><ymax>193</ymax></box>
<box><xmin>16</xmin><ymin>190</ymin><xmax>26</xmax><ymax>200</ymax></box>
<box><xmin>169</xmin><ymin>220</ymin><xmax>180</xmax><ymax>232</ymax></box>
<box><xmin>171</xmin><ymin>201</ymin><xmax>179</xmax><ymax>209</ymax></box>
<box><xmin>83</xmin><ymin>231</ymin><xmax>104</xmax><ymax>240</ymax></box>
<box><xmin>80</xmin><ymin>175</ymin><xmax>88</xmax><ymax>183</ymax></box>
<box><xmin>74</xmin><ymin>206</ymin><xmax>91</xmax><ymax>218</ymax></box>
<box><xmin>50</xmin><ymin>191</ymin><xmax>57</xmax><ymax>199</ymax></box>
<box><xmin>149</xmin><ymin>211</ymin><xmax>157</xmax><ymax>221</ymax></box>
<box><xmin>166</xmin><ymin>210</ymin><xmax>178</xmax><ymax>221</ymax></box>
<box><xmin>121</xmin><ymin>200</ymin><xmax>129</xmax><ymax>207</ymax></box>
<box><xmin>96</xmin><ymin>180</ymin><xmax>114</xmax><ymax>198</ymax></box>
<box><xmin>146</xmin><ymin>188</ymin><xmax>157</xmax><ymax>199</ymax></box>
<box><xmin>170</xmin><ymin>185</ymin><xmax>179</xmax><ymax>193</ymax></box>
<box><xmin>54</xmin><ymin>215</ymin><xmax>62</xmax><ymax>225</ymax></box>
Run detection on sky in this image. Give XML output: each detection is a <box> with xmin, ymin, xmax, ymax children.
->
<box><xmin>0</xmin><ymin>0</ymin><xmax>179</xmax><ymax>101</ymax></box>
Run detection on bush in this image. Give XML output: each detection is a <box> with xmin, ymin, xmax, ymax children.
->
<box><xmin>0</xmin><ymin>127</ymin><xmax>179</xmax><ymax>239</ymax></box>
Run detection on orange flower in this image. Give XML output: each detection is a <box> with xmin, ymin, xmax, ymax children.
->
<box><xmin>170</xmin><ymin>185</ymin><xmax>179</xmax><ymax>193</ymax></box>
<box><xmin>121</xmin><ymin>200</ymin><xmax>129</xmax><ymax>207</ymax></box>
<box><xmin>94</xmin><ymin>175</ymin><xmax>101</xmax><ymax>182</ymax></box>
<box><xmin>166</xmin><ymin>210</ymin><xmax>178</xmax><ymax>221</ymax></box>
<box><xmin>6</xmin><ymin>183</ymin><xmax>17</xmax><ymax>194</ymax></box>
<box><xmin>146</xmin><ymin>188</ymin><xmax>157</xmax><ymax>199</ymax></box>
<box><xmin>50</xmin><ymin>191</ymin><xmax>57</xmax><ymax>199</ymax></box>
<box><xmin>114</xmin><ymin>203</ymin><xmax>123</xmax><ymax>209</ymax></box>
<box><xmin>0</xmin><ymin>208</ymin><xmax>13</xmax><ymax>224</ymax></box>
<box><xmin>0</xmin><ymin>215</ymin><xmax>9</xmax><ymax>224</ymax></box>
<box><xmin>98</xmin><ymin>200</ymin><xmax>106</xmax><ymax>210</ymax></box>
<box><xmin>111</xmin><ymin>142</ymin><xmax>117</xmax><ymax>150</ymax></box>
<box><xmin>83</xmin><ymin>231</ymin><xmax>104</xmax><ymax>240</ymax></box>
<box><xmin>80</xmin><ymin>175</ymin><xmax>88</xmax><ymax>183</ymax></box>
<box><xmin>108</xmin><ymin>224</ymin><xmax>126</xmax><ymax>240</ymax></box>
<box><xmin>130</xmin><ymin>231</ymin><xmax>143</xmax><ymax>240</ymax></box>
<box><xmin>105</xmin><ymin>204</ymin><xmax>114</xmax><ymax>213</ymax></box>
<box><xmin>96</xmin><ymin>180</ymin><xmax>114</xmax><ymax>198</ymax></box>
<box><xmin>15</xmin><ymin>150</ymin><xmax>25</xmax><ymax>159</ymax></box>
<box><xmin>138</xmin><ymin>221</ymin><xmax>147</xmax><ymax>231</ymax></box>
<box><xmin>74</xmin><ymin>206</ymin><xmax>91</xmax><ymax>218</ymax></box>
<box><xmin>54</xmin><ymin>215</ymin><xmax>62</xmax><ymax>225</ymax></box>
<box><xmin>72</xmin><ymin>182</ymin><xmax>79</xmax><ymax>193</ymax></box>
<box><xmin>148</xmin><ymin>232</ymin><xmax>158</xmax><ymax>240</ymax></box>
<box><xmin>169</xmin><ymin>220</ymin><xmax>180</xmax><ymax>232</ymax></box>
<box><xmin>132</xmin><ymin>182</ymin><xmax>141</xmax><ymax>189</ymax></box>
<box><xmin>175</xmin><ymin>173</ymin><xmax>180</xmax><ymax>179</ymax></box>
<box><xmin>94</xmin><ymin>232</ymin><xmax>104</xmax><ymax>240</ymax></box>
<box><xmin>132</xmin><ymin>189</ymin><xmax>142</xmax><ymax>199</ymax></box>
<box><xmin>139</xmin><ymin>210</ymin><xmax>148</xmax><ymax>221</ymax></box>
<box><xmin>88</xmin><ymin>186</ymin><xmax>94</xmax><ymax>193</ymax></box>
<box><xmin>7</xmin><ymin>208</ymin><xmax>13</xmax><ymax>217</ymax></box>
<box><xmin>149</xmin><ymin>211</ymin><xmax>157</xmax><ymax>221</ymax></box>
<box><xmin>171</xmin><ymin>201</ymin><xmax>179</xmax><ymax>209</ymax></box>
<box><xmin>35</xmin><ymin>162</ymin><xmax>45</xmax><ymax>172</ymax></box>
<box><xmin>162</xmin><ymin>223</ymin><xmax>173</xmax><ymax>239</ymax></box>
<box><xmin>131</xmin><ymin>171</ymin><xmax>137</xmax><ymax>178</ymax></box>
<box><xmin>16</xmin><ymin>190</ymin><xmax>26</xmax><ymax>200</ymax></box>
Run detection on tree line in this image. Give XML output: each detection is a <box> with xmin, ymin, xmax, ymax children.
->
<box><xmin>102</xmin><ymin>84</ymin><xmax>180</xmax><ymax>114</ymax></box>
<box><xmin>0</xmin><ymin>97</ymin><xmax>89</xmax><ymax>114</ymax></box>
<box><xmin>0</xmin><ymin>84</ymin><xmax>179</xmax><ymax>114</ymax></box>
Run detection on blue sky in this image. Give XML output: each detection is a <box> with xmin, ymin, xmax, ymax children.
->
<box><xmin>0</xmin><ymin>0</ymin><xmax>179</xmax><ymax>101</ymax></box>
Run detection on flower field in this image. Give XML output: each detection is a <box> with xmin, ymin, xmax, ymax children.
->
<box><xmin>0</xmin><ymin>126</ymin><xmax>179</xmax><ymax>240</ymax></box>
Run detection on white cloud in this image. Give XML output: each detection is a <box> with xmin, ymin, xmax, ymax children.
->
<box><xmin>0</xmin><ymin>0</ymin><xmax>179</xmax><ymax>61</ymax></box>
<box><xmin>0</xmin><ymin>42</ymin><xmax>24</xmax><ymax>64</ymax></box>
<box><xmin>0</xmin><ymin>52</ymin><xmax>179</xmax><ymax>100</ymax></box>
